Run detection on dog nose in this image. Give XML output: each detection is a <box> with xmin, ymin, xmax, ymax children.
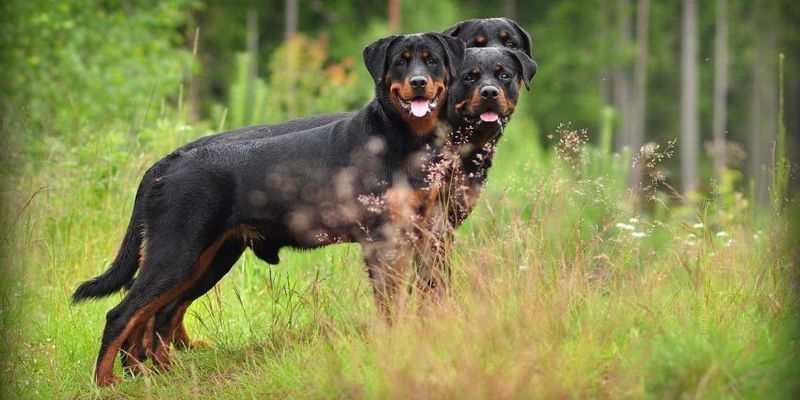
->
<box><xmin>480</xmin><ymin>86</ymin><xmax>499</xmax><ymax>99</ymax></box>
<box><xmin>410</xmin><ymin>76</ymin><xmax>428</xmax><ymax>89</ymax></box>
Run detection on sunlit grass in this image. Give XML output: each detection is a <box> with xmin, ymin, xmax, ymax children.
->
<box><xmin>1</xmin><ymin>116</ymin><xmax>797</xmax><ymax>399</ymax></box>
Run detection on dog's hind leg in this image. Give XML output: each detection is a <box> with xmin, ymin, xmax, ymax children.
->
<box><xmin>119</xmin><ymin>316</ymin><xmax>152</xmax><ymax>376</ymax></box>
<box><xmin>93</xmin><ymin>229</ymin><xmax>232</xmax><ymax>386</ymax></box>
<box><xmin>147</xmin><ymin>239</ymin><xmax>245</xmax><ymax>367</ymax></box>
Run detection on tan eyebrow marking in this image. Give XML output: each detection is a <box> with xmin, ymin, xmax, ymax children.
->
<box><xmin>421</xmin><ymin>50</ymin><xmax>430</xmax><ymax>59</ymax></box>
<box><xmin>474</xmin><ymin>35</ymin><xmax>486</xmax><ymax>45</ymax></box>
<box><xmin>471</xmin><ymin>68</ymin><xmax>480</xmax><ymax>75</ymax></box>
<box><xmin>402</xmin><ymin>51</ymin><xmax>411</xmax><ymax>59</ymax></box>
<box><xmin>494</xmin><ymin>64</ymin><xmax>502</xmax><ymax>72</ymax></box>
<box><xmin>499</xmin><ymin>30</ymin><xmax>510</xmax><ymax>39</ymax></box>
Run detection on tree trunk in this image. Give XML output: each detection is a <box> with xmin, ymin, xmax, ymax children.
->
<box><xmin>246</xmin><ymin>8</ymin><xmax>259</xmax><ymax>124</ymax></box>
<box><xmin>388</xmin><ymin>0</ymin><xmax>401</xmax><ymax>33</ymax></box>
<box><xmin>628</xmin><ymin>0</ymin><xmax>650</xmax><ymax>189</ymax></box>
<box><xmin>712</xmin><ymin>0</ymin><xmax>728</xmax><ymax>184</ymax></box>
<box><xmin>680</xmin><ymin>0</ymin><xmax>699</xmax><ymax>196</ymax></box>
<box><xmin>613</xmin><ymin>0</ymin><xmax>633</xmax><ymax>154</ymax></box>
<box><xmin>186</xmin><ymin>25</ymin><xmax>200</xmax><ymax>123</ymax></box>
<box><xmin>503</xmin><ymin>0</ymin><xmax>517</xmax><ymax>19</ymax></box>
<box><xmin>285</xmin><ymin>0</ymin><xmax>298</xmax><ymax>41</ymax></box>
<box><xmin>748</xmin><ymin>1</ymin><xmax>778</xmax><ymax>207</ymax></box>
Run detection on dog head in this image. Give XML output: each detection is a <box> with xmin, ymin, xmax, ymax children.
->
<box><xmin>444</xmin><ymin>17</ymin><xmax>532</xmax><ymax>57</ymax></box>
<box><xmin>363</xmin><ymin>33</ymin><xmax>465</xmax><ymax>137</ymax></box>
<box><xmin>449</xmin><ymin>47</ymin><xmax>537</xmax><ymax>144</ymax></box>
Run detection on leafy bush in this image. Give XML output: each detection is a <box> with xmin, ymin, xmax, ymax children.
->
<box><xmin>0</xmin><ymin>0</ymin><xmax>197</xmax><ymax>136</ymax></box>
<box><xmin>225</xmin><ymin>34</ymin><xmax>368</xmax><ymax>129</ymax></box>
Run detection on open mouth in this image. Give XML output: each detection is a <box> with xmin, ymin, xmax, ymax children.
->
<box><xmin>479</xmin><ymin>110</ymin><xmax>499</xmax><ymax>123</ymax></box>
<box><xmin>396</xmin><ymin>90</ymin><xmax>441</xmax><ymax>118</ymax></box>
<box><xmin>464</xmin><ymin>107</ymin><xmax>511</xmax><ymax>127</ymax></box>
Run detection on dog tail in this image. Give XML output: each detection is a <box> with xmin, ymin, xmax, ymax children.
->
<box><xmin>71</xmin><ymin>209</ymin><xmax>143</xmax><ymax>303</ymax></box>
<box><xmin>71</xmin><ymin>159</ymin><xmax>169</xmax><ymax>303</ymax></box>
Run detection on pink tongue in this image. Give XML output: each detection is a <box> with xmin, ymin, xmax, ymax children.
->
<box><xmin>480</xmin><ymin>111</ymin><xmax>499</xmax><ymax>122</ymax></box>
<box><xmin>410</xmin><ymin>99</ymin><xmax>429</xmax><ymax>117</ymax></box>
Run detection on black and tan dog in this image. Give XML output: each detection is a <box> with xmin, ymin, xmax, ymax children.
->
<box><xmin>73</xmin><ymin>32</ymin><xmax>464</xmax><ymax>386</ymax></box>
<box><xmin>409</xmin><ymin>46</ymin><xmax>537</xmax><ymax>292</ymax></box>
<box><xmin>443</xmin><ymin>46</ymin><xmax>536</xmax><ymax>224</ymax></box>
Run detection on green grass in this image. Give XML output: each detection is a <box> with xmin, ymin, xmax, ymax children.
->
<box><xmin>1</xmin><ymin>115</ymin><xmax>798</xmax><ymax>399</ymax></box>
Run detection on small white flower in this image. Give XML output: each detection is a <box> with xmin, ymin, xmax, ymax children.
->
<box><xmin>724</xmin><ymin>239</ymin><xmax>734</xmax><ymax>247</ymax></box>
<box><xmin>631</xmin><ymin>232</ymin><xmax>648</xmax><ymax>238</ymax></box>
<box><xmin>629</xmin><ymin>217</ymin><xmax>640</xmax><ymax>224</ymax></box>
<box><xmin>615</xmin><ymin>223</ymin><xmax>636</xmax><ymax>231</ymax></box>
<box><xmin>716</xmin><ymin>231</ymin><xmax>730</xmax><ymax>238</ymax></box>
<box><xmin>518</xmin><ymin>265</ymin><xmax>530</xmax><ymax>271</ymax></box>
<box><xmin>692</xmin><ymin>223</ymin><xmax>705</xmax><ymax>229</ymax></box>
<box><xmin>686</xmin><ymin>233</ymin><xmax>696</xmax><ymax>239</ymax></box>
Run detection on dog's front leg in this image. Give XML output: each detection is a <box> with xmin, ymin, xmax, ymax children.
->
<box><xmin>413</xmin><ymin>201</ymin><xmax>454</xmax><ymax>301</ymax></box>
<box><xmin>361</xmin><ymin>238</ymin><xmax>411</xmax><ymax>321</ymax></box>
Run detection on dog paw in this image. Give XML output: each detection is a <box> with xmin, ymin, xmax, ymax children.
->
<box><xmin>97</xmin><ymin>373</ymin><xmax>122</xmax><ymax>387</ymax></box>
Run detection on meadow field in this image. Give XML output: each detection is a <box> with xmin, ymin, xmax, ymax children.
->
<box><xmin>0</xmin><ymin>110</ymin><xmax>797</xmax><ymax>399</ymax></box>
<box><xmin>2</xmin><ymin>1</ymin><xmax>799</xmax><ymax>398</ymax></box>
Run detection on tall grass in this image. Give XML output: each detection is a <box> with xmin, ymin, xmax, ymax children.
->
<box><xmin>0</xmin><ymin>100</ymin><xmax>797</xmax><ymax>398</ymax></box>
<box><xmin>1</xmin><ymin>52</ymin><xmax>798</xmax><ymax>397</ymax></box>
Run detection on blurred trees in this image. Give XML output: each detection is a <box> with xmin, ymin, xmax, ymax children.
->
<box><xmin>681</xmin><ymin>0</ymin><xmax>699</xmax><ymax>195</ymax></box>
<box><xmin>711</xmin><ymin>0</ymin><xmax>729</xmax><ymax>183</ymax></box>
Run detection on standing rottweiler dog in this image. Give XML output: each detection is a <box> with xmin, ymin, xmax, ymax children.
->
<box><xmin>410</xmin><ymin>46</ymin><xmax>537</xmax><ymax>293</ymax></box>
<box><xmin>443</xmin><ymin>46</ymin><xmax>537</xmax><ymax>225</ymax></box>
<box><xmin>74</xmin><ymin>32</ymin><xmax>464</xmax><ymax>386</ymax></box>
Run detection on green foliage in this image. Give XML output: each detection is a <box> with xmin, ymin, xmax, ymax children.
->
<box><xmin>263</xmin><ymin>35</ymin><xmax>366</xmax><ymax>123</ymax></box>
<box><xmin>225</xmin><ymin>35</ymin><xmax>367</xmax><ymax>129</ymax></box>
<box><xmin>0</xmin><ymin>0</ymin><xmax>197</xmax><ymax>136</ymax></box>
<box><xmin>228</xmin><ymin>52</ymin><xmax>268</xmax><ymax>128</ymax></box>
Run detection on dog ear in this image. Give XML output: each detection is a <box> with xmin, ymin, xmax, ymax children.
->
<box><xmin>500</xmin><ymin>17</ymin><xmax>532</xmax><ymax>57</ymax></box>
<box><xmin>429</xmin><ymin>33</ymin><xmax>466</xmax><ymax>81</ymax></box>
<box><xmin>506</xmin><ymin>49</ymin><xmax>537</xmax><ymax>90</ymax></box>
<box><xmin>363</xmin><ymin>35</ymin><xmax>400</xmax><ymax>85</ymax></box>
<box><xmin>443</xmin><ymin>19</ymin><xmax>471</xmax><ymax>38</ymax></box>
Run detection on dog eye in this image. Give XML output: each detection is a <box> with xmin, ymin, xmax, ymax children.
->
<box><xmin>395</xmin><ymin>59</ymin><xmax>406</xmax><ymax>66</ymax></box>
<box><xmin>463</xmin><ymin>74</ymin><xmax>476</xmax><ymax>82</ymax></box>
<box><xmin>426</xmin><ymin>58</ymin><xmax>438</xmax><ymax>65</ymax></box>
<box><xmin>500</xmin><ymin>72</ymin><xmax>511</xmax><ymax>80</ymax></box>
<box><xmin>507</xmin><ymin>42</ymin><xmax>517</xmax><ymax>49</ymax></box>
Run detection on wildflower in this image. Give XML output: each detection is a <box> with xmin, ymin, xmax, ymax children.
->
<box><xmin>631</xmin><ymin>232</ymin><xmax>648</xmax><ymax>238</ymax></box>
<box><xmin>629</xmin><ymin>217</ymin><xmax>640</xmax><ymax>224</ymax></box>
<box><xmin>716</xmin><ymin>231</ymin><xmax>730</xmax><ymax>238</ymax></box>
<box><xmin>692</xmin><ymin>223</ymin><xmax>705</xmax><ymax>229</ymax></box>
<box><xmin>518</xmin><ymin>265</ymin><xmax>530</xmax><ymax>271</ymax></box>
<box><xmin>615</xmin><ymin>223</ymin><xmax>635</xmax><ymax>231</ymax></box>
